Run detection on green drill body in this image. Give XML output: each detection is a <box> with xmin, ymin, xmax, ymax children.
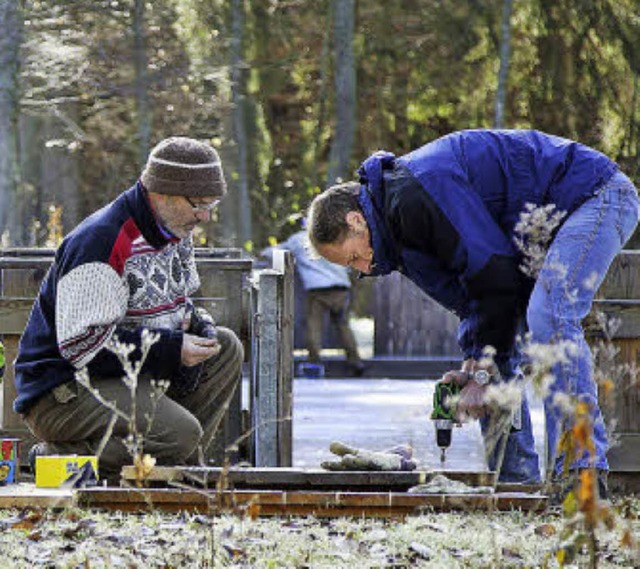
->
<box><xmin>431</xmin><ymin>381</ymin><xmax>461</xmax><ymax>462</ymax></box>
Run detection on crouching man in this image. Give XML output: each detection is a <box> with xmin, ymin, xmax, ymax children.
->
<box><xmin>14</xmin><ymin>137</ymin><xmax>244</xmax><ymax>483</ymax></box>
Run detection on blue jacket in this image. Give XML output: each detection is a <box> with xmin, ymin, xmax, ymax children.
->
<box><xmin>358</xmin><ymin>129</ymin><xmax>617</xmax><ymax>360</ymax></box>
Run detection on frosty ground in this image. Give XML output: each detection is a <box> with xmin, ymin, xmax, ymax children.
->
<box><xmin>0</xmin><ymin>500</ymin><xmax>638</xmax><ymax>568</ymax></box>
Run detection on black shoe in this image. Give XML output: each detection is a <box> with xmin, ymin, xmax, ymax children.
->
<box><xmin>349</xmin><ymin>362</ymin><xmax>367</xmax><ymax>377</ymax></box>
<box><xmin>27</xmin><ymin>442</ymin><xmax>51</xmax><ymax>475</ymax></box>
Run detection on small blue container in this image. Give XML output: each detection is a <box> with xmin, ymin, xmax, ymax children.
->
<box><xmin>297</xmin><ymin>363</ymin><xmax>325</xmax><ymax>379</ymax></box>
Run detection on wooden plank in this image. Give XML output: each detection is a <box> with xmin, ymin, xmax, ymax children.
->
<box><xmin>1</xmin><ymin>336</ymin><xmax>23</xmax><ymax>433</ymax></box>
<box><xmin>77</xmin><ymin>487</ymin><xmax>547</xmax><ymax>516</ymax></box>
<box><xmin>589</xmin><ymin>300</ymin><xmax>640</xmax><ymax>338</ymax></box>
<box><xmin>120</xmin><ymin>465</ymin><xmax>500</xmax><ymax>490</ymax></box>
<box><xmin>0</xmin><ymin>299</ymin><xmax>36</xmax><ymax>334</ymax></box>
<box><xmin>607</xmin><ymin>434</ymin><xmax>640</xmax><ymax>472</ymax></box>
<box><xmin>308</xmin><ymin>356</ymin><xmax>463</xmax><ymax>379</ymax></box>
<box><xmin>373</xmin><ymin>272</ymin><xmax>461</xmax><ymax>357</ymax></box>
<box><xmin>195</xmin><ymin>254</ymin><xmax>253</xmax><ymax>465</ymax></box>
<box><xmin>272</xmin><ymin>249</ymin><xmax>294</xmax><ymax>467</ymax></box>
<box><xmin>0</xmin><ymin>484</ymin><xmax>74</xmax><ymax>509</ymax></box>
<box><xmin>254</xmin><ymin>270</ymin><xmax>280</xmax><ymax>466</ymax></box>
<box><xmin>597</xmin><ymin>250</ymin><xmax>640</xmax><ymax>299</ymax></box>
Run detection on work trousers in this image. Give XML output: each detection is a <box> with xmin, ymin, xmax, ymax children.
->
<box><xmin>24</xmin><ymin>327</ymin><xmax>244</xmax><ymax>481</ymax></box>
<box><xmin>306</xmin><ymin>287</ymin><xmax>362</xmax><ymax>366</ymax></box>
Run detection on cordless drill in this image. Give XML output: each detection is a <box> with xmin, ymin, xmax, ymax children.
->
<box><xmin>431</xmin><ymin>381</ymin><xmax>462</xmax><ymax>463</ymax></box>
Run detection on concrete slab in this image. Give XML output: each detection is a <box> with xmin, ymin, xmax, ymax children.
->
<box><xmin>293</xmin><ymin>378</ymin><xmax>546</xmax><ymax>477</ymax></box>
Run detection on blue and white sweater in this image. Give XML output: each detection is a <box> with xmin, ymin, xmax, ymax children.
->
<box><xmin>14</xmin><ymin>182</ymin><xmax>198</xmax><ymax>413</ymax></box>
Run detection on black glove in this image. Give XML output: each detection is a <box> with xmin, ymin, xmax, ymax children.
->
<box><xmin>169</xmin><ymin>303</ymin><xmax>218</xmax><ymax>398</ymax></box>
<box><xmin>188</xmin><ymin>304</ymin><xmax>218</xmax><ymax>340</ymax></box>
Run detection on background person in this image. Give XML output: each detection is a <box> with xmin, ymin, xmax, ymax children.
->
<box><xmin>14</xmin><ymin>136</ymin><xmax>244</xmax><ymax>482</ymax></box>
<box><xmin>279</xmin><ymin>223</ymin><xmax>365</xmax><ymax>377</ymax></box>
<box><xmin>306</xmin><ymin>129</ymin><xmax>640</xmax><ymax>491</ymax></box>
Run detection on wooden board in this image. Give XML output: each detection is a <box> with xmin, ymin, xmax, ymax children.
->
<box><xmin>77</xmin><ymin>487</ymin><xmax>547</xmax><ymax>516</ymax></box>
<box><xmin>0</xmin><ymin>483</ymin><xmax>74</xmax><ymax>509</ymax></box>
<box><xmin>120</xmin><ymin>465</ymin><xmax>506</xmax><ymax>491</ymax></box>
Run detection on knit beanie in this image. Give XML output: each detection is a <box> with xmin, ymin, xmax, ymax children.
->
<box><xmin>141</xmin><ymin>137</ymin><xmax>227</xmax><ymax>198</ymax></box>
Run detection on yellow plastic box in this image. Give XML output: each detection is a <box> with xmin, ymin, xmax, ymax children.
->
<box><xmin>35</xmin><ymin>455</ymin><xmax>98</xmax><ymax>488</ymax></box>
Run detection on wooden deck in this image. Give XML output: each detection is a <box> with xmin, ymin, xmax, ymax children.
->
<box><xmin>0</xmin><ymin>466</ymin><xmax>548</xmax><ymax>517</ymax></box>
<box><xmin>76</xmin><ymin>487</ymin><xmax>548</xmax><ymax>517</ymax></box>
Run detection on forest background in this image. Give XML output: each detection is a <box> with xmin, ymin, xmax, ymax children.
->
<box><xmin>1</xmin><ymin>0</ymin><xmax>640</xmax><ymax>261</ymax></box>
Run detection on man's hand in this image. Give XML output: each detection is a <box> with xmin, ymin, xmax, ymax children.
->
<box><xmin>181</xmin><ymin>333</ymin><xmax>220</xmax><ymax>367</ymax></box>
<box><xmin>440</xmin><ymin>369</ymin><xmax>469</xmax><ymax>388</ymax></box>
<box><xmin>456</xmin><ymin>380</ymin><xmax>488</xmax><ymax>421</ymax></box>
<box><xmin>440</xmin><ymin>367</ymin><xmax>489</xmax><ymax>421</ymax></box>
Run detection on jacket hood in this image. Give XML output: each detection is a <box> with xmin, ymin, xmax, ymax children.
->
<box><xmin>357</xmin><ymin>151</ymin><xmax>402</xmax><ymax>276</ymax></box>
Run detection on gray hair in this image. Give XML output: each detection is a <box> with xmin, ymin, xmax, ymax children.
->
<box><xmin>306</xmin><ymin>182</ymin><xmax>361</xmax><ymax>255</ymax></box>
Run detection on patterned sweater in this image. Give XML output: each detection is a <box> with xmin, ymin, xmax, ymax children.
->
<box><xmin>14</xmin><ymin>182</ymin><xmax>198</xmax><ymax>413</ymax></box>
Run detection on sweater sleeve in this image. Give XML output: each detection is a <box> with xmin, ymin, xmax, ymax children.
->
<box><xmin>389</xmin><ymin>177</ymin><xmax>523</xmax><ymax>359</ymax></box>
<box><xmin>56</xmin><ymin>262</ymin><xmax>183</xmax><ymax>377</ymax></box>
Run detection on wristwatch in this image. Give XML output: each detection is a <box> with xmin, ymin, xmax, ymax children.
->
<box><xmin>472</xmin><ymin>369</ymin><xmax>492</xmax><ymax>386</ymax></box>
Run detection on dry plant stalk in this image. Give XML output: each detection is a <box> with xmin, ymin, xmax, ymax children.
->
<box><xmin>75</xmin><ymin>328</ymin><xmax>167</xmax><ymax>486</ymax></box>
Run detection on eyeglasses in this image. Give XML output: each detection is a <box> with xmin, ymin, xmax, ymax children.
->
<box><xmin>184</xmin><ymin>196</ymin><xmax>220</xmax><ymax>212</ymax></box>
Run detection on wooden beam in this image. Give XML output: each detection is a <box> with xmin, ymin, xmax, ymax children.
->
<box><xmin>121</xmin><ymin>465</ymin><xmax>503</xmax><ymax>490</ymax></box>
<box><xmin>77</xmin><ymin>487</ymin><xmax>547</xmax><ymax>516</ymax></box>
<box><xmin>272</xmin><ymin>249</ymin><xmax>294</xmax><ymax>467</ymax></box>
<box><xmin>0</xmin><ymin>484</ymin><xmax>74</xmax><ymax>509</ymax></box>
<box><xmin>254</xmin><ymin>269</ymin><xmax>281</xmax><ymax>466</ymax></box>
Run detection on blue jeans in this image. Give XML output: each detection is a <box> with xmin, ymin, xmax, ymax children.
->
<box><xmin>528</xmin><ymin>171</ymin><xmax>639</xmax><ymax>476</ymax></box>
<box><xmin>483</xmin><ymin>171</ymin><xmax>639</xmax><ymax>482</ymax></box>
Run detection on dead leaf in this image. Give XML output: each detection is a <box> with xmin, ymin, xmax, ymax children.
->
<box><xmin>223</xmin><ymin>543</ymin><xmax>246</xmax><ymax>560</ymax></box>
<box><xmin>502</xmin><ymin>547</ymin><xmax>523</xmax><ymax>561</ymax></box>
<box><xmin>247</xmin><ymin>502</ymin><xmax>261</xmax><ymax>520</ymax></box>
<box><xmin>134</xmin><ymin>453</ymin><xmax>156</xmax><ymax>485</ymax></box>
<box><xmin>534</xmin><ymin>523</ymin><xmax>556</xmax><ymax>537</ymax></box>
<box><xmin>27</xmin><ymin>529</ymin><xmax>42</xmax><ymax>541</ymax></box>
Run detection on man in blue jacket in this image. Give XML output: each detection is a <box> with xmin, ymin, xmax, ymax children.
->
<box><xmin>307</xmin><ymin>129</ymin><xmax>639</xmax><ymax>491</ymax></box>
<box><xmin>15</xmin><ymin>137</ymin><xmax>244</xmax><ymax>482</ymax></box>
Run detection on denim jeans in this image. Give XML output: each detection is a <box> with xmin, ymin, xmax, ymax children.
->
<box><xmin>482</xmin><ymin>171</ymin><xmax>639</xmax><ymax>483</ymax></box>
<box><xmin>527</xmin><ymin>171</ymin><xmax>640</xmax><ymax>476</ymax></box>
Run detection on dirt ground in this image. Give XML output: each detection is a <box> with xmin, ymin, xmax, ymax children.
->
<box><xmin>0</xmin><ymin>497</ymin><xmax>638</xmax><ymax>568</ymax></box>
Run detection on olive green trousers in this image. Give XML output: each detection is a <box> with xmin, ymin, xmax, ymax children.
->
<box><xmin>24</xmin><ymin>327</ymin><xmax>243</xmax><ymax>481</ymax></box>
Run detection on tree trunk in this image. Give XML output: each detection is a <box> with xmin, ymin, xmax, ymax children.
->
<box><xmin>311</xmin><ymin>0</ymin><xmax>332</xmax><ymax>190</ymax></box>
<box><xmin>327</xmin><ymin>0</ymin><xmax>356</xmax><ymax>186</ymax></box>
<box><xmin>494</xmin><ymin>0</ymin><xmax>513</xmax><ymax>128</ymax></box>
<box><xmin>133</xmin><ymin>0</ymin><xmax>151</xmax><ymax>164</ymax></box>
<box><xmin>230</xmin><ymin>0</ymin><xmax>252</xmax><ymax>247</ymax></box>
<box><xmin>0</xmin><ymin>0</ymin><xmax>23</xmax><ymax>244</ymax></box>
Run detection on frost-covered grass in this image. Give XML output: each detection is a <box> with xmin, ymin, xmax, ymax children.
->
<box><xmin>0</xmin><ymin>502</ymin><xmax>638</xmax><ymax>568</ymax></box>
